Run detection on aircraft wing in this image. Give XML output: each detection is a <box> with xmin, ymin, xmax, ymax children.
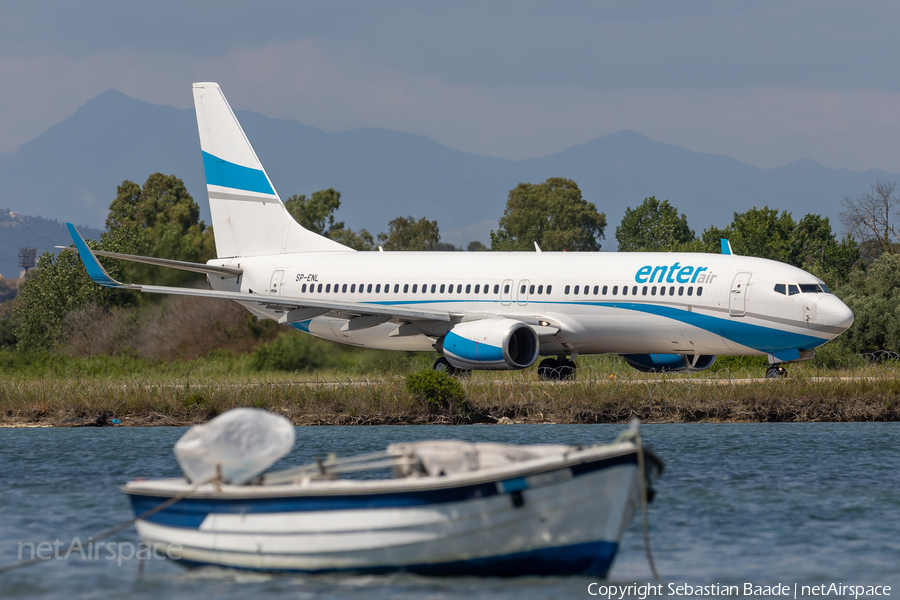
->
<box><xmin>65</xmin><ymin>224</ymin><xmax>451</xmax><ymax>324</ymax></box>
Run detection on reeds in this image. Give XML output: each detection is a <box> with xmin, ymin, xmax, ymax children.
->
<box><xmin>2</xmin><ymin>362</ymin><xmax>899</xmax><ymax>426</ymax></box>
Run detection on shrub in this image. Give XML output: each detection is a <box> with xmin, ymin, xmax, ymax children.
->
<box><xmin>405</xmin><ymin>369</ymin><xmax>466</xmax><ymax>409</ymax></box>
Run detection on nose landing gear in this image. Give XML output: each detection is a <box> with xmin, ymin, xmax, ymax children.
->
<box><xmin>765</xmin><ymin>365</ymin><xmax>788</xmax><ymax>379</ymax></box>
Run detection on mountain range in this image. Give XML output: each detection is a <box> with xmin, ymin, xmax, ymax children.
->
<box><xmin>0</xmin><ymin>88</ymin><xmax>896</xmax><ymax>279</ymax></box>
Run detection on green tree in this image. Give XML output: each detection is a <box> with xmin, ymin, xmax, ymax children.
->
<box><xmin>106</xmin><ymin>173</ymin><xmax>214</xmax><ymax>285</ymax></box>
<box><xmin>490</xmin><ymin>178</ymin><xmax>606</xmax><ymax>251</ymax></box>
<box><xmin>701</xmin><ymin>207</ymin><xmax>859</xmax><ymax>285</ymax></box>
<box><xmin>616</xmin><ymin>196</ymin><xmax>695</xmax><ymax>252</ymax></box>
<box><xmin>377</xmin><ymin>216</ymin><xmax>441</xmax><ymax>251</ymax></box>
<box><xmin>14</xmin><ymin>173</ymin><xmax>214</xmax><ymax>350</ymax></box>
<box><xmin>833</xmin><ymin>254</ymin><xmax>900</xmax><ymax>353</ymax></box>
<box><xmin>284</xmin><ymin>188</ymin><xmax>343</xmax><ymax>235</ymax></box>
<box><xmin>285</xmin><ymin>188</ymin><xmax>374</xmax><ymax>250</ymax></box>
<box><xmin>467</xmin><ymin>240</ymin><xmax>488</xmax><ymax>251</ymax></box>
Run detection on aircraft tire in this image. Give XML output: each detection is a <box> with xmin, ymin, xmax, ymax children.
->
<box><xmin>537</xmin><ymin>358</ymin><xmax>560</xmax><ymax>381</ymax></box>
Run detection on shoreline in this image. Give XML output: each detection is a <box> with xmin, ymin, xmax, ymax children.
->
<box><xmin>2</xmin><ymin>375</ymin><xmax>898</xmax><ymax>426</ymax></box>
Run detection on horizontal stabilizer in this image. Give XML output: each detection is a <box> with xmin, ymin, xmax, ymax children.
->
<box><xmin>57</xmin><ymin>246</ymin><xmax>242</xmax><ymax>277</ymax></box>
<box><xmin>66</xmin><ymin>223</ymin><xmax>449</xmax><ymax>323</ymax></box>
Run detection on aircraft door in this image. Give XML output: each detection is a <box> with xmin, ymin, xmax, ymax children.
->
<box><xmin>270</xmin><ymin>270</ymin><xmax>285</xmax><ymax>295</ymax></box>
<box><xmin>517</xmin><ymin>279</ymin><xmax>530</xmax><ymax>305</ymax></box>
<box><xmin>729</xmin><ymin>272</ymin><xmax>752</xmax><ymax>317</ymax></box>
<box><xmin>500</xmin><ymin>279</ymin><xmax>514</xmax><ymax>306</ymax></box>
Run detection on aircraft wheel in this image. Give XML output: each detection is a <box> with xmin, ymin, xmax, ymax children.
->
<box><xmin>765</xmin><ymin>365</ymin><xmax>787</xmax><ymax>379</ymax></box>
<box><xmin>537</xmin><ymin>358</ymin><xmax>560</xmax><ymax>381</ymax></box>
<box><xmin>433</xmin><ymin>356</ymin><xmax>470</xmax><ymax>378</ymax></box>
<box><xmin>557</xmin><ymin>356</ymin><xmax>577</xmax><ymax>380</ymax></box>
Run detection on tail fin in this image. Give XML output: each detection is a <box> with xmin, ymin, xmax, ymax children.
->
<box><xmin>192</xmin><ymin>82</ymin><xmax>352</xmax><ymax>257</ymax></box>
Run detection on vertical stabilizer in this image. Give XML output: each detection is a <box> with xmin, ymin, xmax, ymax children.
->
<box><xmin>192</xmin><ymin>82</ymin><xmax>352</xmax><ymax>257</ymax></box>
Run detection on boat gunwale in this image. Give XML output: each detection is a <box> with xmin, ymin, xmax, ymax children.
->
<box><xmin>121</xmin><ymin>441</ymin><xmax>647</xmax><ymax>500</ymax></box>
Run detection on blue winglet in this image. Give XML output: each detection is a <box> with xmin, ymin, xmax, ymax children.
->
<box><xmin>65</xmin><ymin>223</ymin><xmax>123</xmax><ymax>287</ymax></box>
<box><xmin>720</xmin><ymin>239</ymin><xmax>733</xmax><ymax>255</ymax></box>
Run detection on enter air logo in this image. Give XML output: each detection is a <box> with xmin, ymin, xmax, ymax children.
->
<box><xmin>634</xmin><ymin>263</ymin><xmax>718</xmax><ymax>284</ymax></box>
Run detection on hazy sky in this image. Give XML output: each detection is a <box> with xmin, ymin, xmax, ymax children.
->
<box><xmin>3</xmin><ymin>1</ymin><xmax>900</xmax><ymax>172</ymax></box>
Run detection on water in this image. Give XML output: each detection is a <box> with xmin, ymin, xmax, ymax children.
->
<box><xmin>1</xmin><ymin>423</ymin><xmax>898</xmax><ymax>599</ymax></box>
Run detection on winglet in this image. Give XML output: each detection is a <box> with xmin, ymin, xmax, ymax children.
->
<box><xmin>720</xmin><ymin>239</ymin><xmax>734</xmax><ymax>255</ymax></box>
<box><xmin>65</xmin><ymin>223</ymin><xmax>125</xmax><ymax>288</ymax></box>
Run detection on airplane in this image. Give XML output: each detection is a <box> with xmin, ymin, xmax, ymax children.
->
<box><xmin>65</xmin><ymin>82</ymin><xmax>855</xmax><ymax>380</ymax></box>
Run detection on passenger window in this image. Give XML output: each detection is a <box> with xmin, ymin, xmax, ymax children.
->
<box><xmin>678</xmin><ymin>286</ymin><xmax>684</xmax><ymax>296</ymax></box>
<box><xmin>546</xmin><ymin>285</ymin><xmax>552</xmax><ymax>294</ymax></box>
<box><xmin>474</xmin><ymin>284</ymin><xmax>480</xmax><ymax>293</ymax></box>
<box><xmin>788</xmin><ymin>284</ymin><xmax>799</xmax><ymax>296</ymax></box>
<box><xmin>503</xmin><ymin>284</ymin><xmax>509</xmax><ymax>294</ymax></box>
<box><xmin>774</xmin><ymin>284</ymin><xmax>786</xmax><ymax>295</ymax></box>
<box><xmin>529</xmin><ymin>285</ymin><xmax>535</xmax><ymax>294</ymax></box>
<box><xmin>366</xmin><ymin>284</ymin><xmax>371</xmax><ymax>293</ymax></box>
<box><xmin>583</xmin><ymin>285</ymin><xmax>589</xmax><ymax>295</ymax></box>
<box><xmin>485</xmin><ymin>285</ymin><xmax>490</xmax><ymax>294</ymax></box>
<box><xmin>697</xmin><ymin>287</ymin><xmax>703</xmax><ymax>296</ymax></box>
<box><xmin>403</xmin><ymin>284</ymin><xmax>409</xmax><ymax>293</ymax></box>
<box><xmin>440</xmin><ymin>284</ymin><xmax>445</xmax><ymax>293</ymax></box>
<box><xmin>457</xmin><ymin>284</ymin><xmax>462</xmax><ymax>293</ymax></box>
<box><xmin>538</xmin><ymin>285</ymin><xmax>543</xmax><ymax>294</ymax></box>
<box><xmin>359</xmin><ymin>283</ymin><xmax>364</xmax><ymax>292</ymax></box>
<box><xmin>465</xmin><ymin>284</ymin><xmax>471</xmax><ymax>293</ymax></box>
<box><xmin>642</xmin><ymin>286</ymin><xmax>648</xmax><ymax>295</ymax></box>
<box><xmin>326</xmin><ymin>284</ymin><xmax>331</xmax><ymax>293</ymax></box>
<box><xmin>521</xmin><ymin>284</ymin><xmax>526</xmax><ymax>294</ymax></box>
<box><xmin>565</xmin><ymin>285</ymin><xmax>570</xmax><ymax>295</ymax></box>
<box><xmin>431</xmin><ymin>284</ymin><xmax>437</xmax><ymax>293</ymax></box>
<box><xmin>651</xmin><ymin>286</ymin><xmax>657</xmax><ymax>296</ymax></box>
<box><xmin>612</xmin><ymin>285</ymin><xmax>618</xmax><ymax>295</ymax></box>
<box><xmin>623</xmin><ymin>286</ymin><xmax>628</xmax><ymax>296</ymax></box>
<box><xmin>448</xmin><ymin>284</ymin><xmax>453</xmax><ymax>294</ymax></box>
<box><xmin>317</xmin><ymin>284</ymin><xmax>322</xmax><ymax>292</ymax></box>
<box><xmin>659</xmin><ymin>286</ymin><xmax>665</xmax><ymax>296</ymax></box>
<box><xmin>602</xmin><ymin>285</ymin><xmax>608</xmax><ymax>295</ymax></box>
<box><xmin>574</xmin><ymin>285</ymin><xmax>580</xmax><ymax>294</ymax></box>
<box><xmin>350</xmin><ymin>284</ymin><xmax>355</xmax><ymax>293</ymax></box>
<box><xmin>670</xmin><ymin>286</ymin><xmax>675</xmax><ymax>295</ymax></box>
<box><xmin>302</xmin><ymin>283</ymin><xmax>307</xmax><ymax>293</ymax></box>
<box><xmin>413</xmin><ymin>284</ymin><xmax>418</xmax><ymax>293</ymax></box>
<box><xmin>393</xmin><ymin>284</ymin><xmax>398</xmax><ymax>293</ymax></box>
<box><xmin>375</xmin><ymin>284</ymin><xmax>381</xmax><ymax>293</ymax></box>
<box><xmin>632</xmin><ymin>286</ymin><xmax>638</xmax><ymax>295</ymax></box>
<box><xmin>687</xmin><ymin>287</ymin><xmax>693</xmax><ymax>296</ymax></box>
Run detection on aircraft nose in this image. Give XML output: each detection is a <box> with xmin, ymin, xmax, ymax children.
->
<box><xmin>817</xmin><ymin>295</ymin><xmax>854</xmax><ymax>331</ymax></box>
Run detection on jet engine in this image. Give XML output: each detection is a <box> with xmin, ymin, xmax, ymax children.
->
<box><xmin>440</xmin><ymin>319</ymin><xmax>539</xmax><ymax>370</ymax></box>
<box><xmin>621</xmin><ymin>353</ymin><xmax>717</xmax><ymax>373</ymax></box>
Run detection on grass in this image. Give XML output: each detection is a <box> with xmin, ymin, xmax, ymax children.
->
<box><xmin>2</xmin><ymin>353</ymin><xmax>899</xmax><ymax>426</ymax></box>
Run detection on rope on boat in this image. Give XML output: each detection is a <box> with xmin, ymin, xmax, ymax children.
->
<box><xmin>631</xmin><ymin>418</ymin><xmax>661</xmax><ymax>581</ymax></box>
<box><xmin>0</xmin><ymin>481</ymin><xmax>204</xmax><ymax>575</ymax></box>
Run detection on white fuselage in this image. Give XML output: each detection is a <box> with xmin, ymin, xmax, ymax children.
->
<box><xmin>208</xmin><ymin>250</ymin><xmax>853</xmax><ymax>359</ymax></box>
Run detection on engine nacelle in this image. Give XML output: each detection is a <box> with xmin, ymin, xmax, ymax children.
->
<box><xmin>441</xmin><ymin>318</ymin><xmax>539</xmax><ymax>370</ymax></box>
<box><xmin>621</xmin><ymin>353</ymin><xmax>717</xmax><ymax>373</ymax></box>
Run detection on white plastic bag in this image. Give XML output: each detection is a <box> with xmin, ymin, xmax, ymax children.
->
<box><xmin>174</xmin><ymin>408</ymin><xmax>295</xmax><ymax>485</ymax></box>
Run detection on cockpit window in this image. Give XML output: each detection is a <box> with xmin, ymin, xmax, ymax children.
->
<box><xmin>820</xmin><ymin>283</ymin><xmax>831</xmax><ymax>293</ymax></box>
<box><xmin>799</xmin><ymin>284</ymin><xmax>823</xmax><ymax>294</ymax></box>
<box><xmin>774</xmin><ymin>284</ymin><xmax>786</xmax><ymax>295</ymax></box>
<box><xmin>788</xmin><ymin>284</ymin><xmax>799</xmax><ymax>296</ymax></box>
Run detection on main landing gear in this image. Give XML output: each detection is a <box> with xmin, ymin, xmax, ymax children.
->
<box><xmin>537</xmin><ymin>356</ymin><xmax>577</xmax><ymax>381</ymax></box>
<box><xmin>433</xmin><ymin>356</ymin><xmax>470</xmax><ymax>378</ymax></box>
<box><xmin>765</xmin><ymin>365</ymin><xmax>788</xmax><ymax>379</ymax></box>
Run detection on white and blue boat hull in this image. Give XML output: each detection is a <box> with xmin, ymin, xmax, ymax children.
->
<box><xmin>124</xmin><ymin>443</ymin><xmax>658</xmax><ymax>576</ymax></box>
